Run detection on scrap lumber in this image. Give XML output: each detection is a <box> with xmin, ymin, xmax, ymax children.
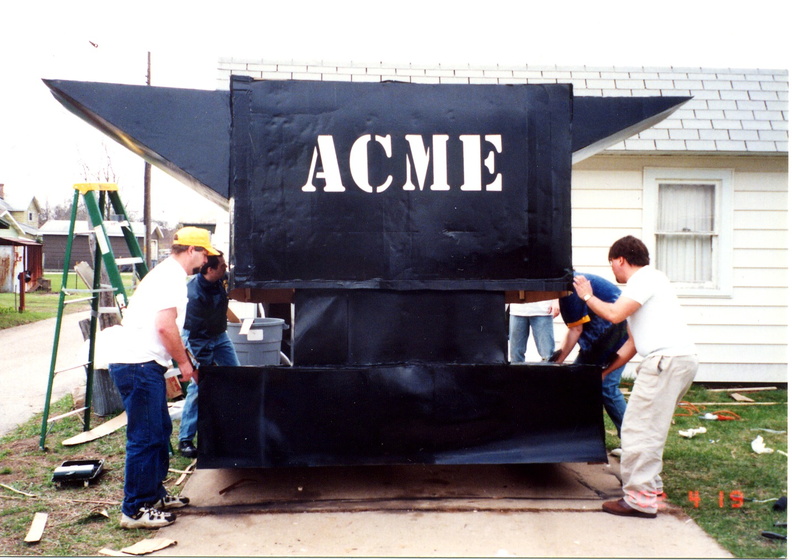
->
<box><xmin>730</xmin><ymin>392</ymin><xmax>755</xmax><ymax>402</ymax></box>
<box><xmin>708</xmin><ymin>386</ymin><xmax>777</xmax><ymax>393</ymax></box>
<box><xmin>24</xmin><ymin>512</ymin><xmax>48</xmax><ymax>543</ymax></box>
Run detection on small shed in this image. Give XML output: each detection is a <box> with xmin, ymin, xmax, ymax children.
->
<box><xmin>39</xmin><ymin>220</ymin><xmax>163</xmax><ymax>272</ymax></box>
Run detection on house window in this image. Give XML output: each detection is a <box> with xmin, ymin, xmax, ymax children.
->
<box><xmin>643</xmin><ymin>168</ymin><xmax>733</xmax><ymax>296</ymax></box>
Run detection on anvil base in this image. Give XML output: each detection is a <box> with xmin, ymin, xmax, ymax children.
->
<box><xmin>196</xmin><ymin>363</ymin><xmax>606</xmax><ymax>468</ymax></box>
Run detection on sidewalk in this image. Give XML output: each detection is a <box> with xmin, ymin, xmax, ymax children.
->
<box><xmin>0</xmin><ymin>311</ymin><xmax>89</xmax><ymax>436</ymax></box>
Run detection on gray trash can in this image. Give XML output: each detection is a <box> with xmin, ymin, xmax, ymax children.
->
<box><xmin>226</xmin><ymin>318</ymin><xmax>285</xmax><ymax>366</ymax></box>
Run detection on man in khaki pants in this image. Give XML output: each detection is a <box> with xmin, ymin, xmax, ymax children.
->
<box><xmin>572</xmin><ymin>235</ymin><xmax>697</xmax><ymax>518</ymax></box>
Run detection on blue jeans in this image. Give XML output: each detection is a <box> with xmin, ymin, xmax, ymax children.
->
<box><xmin>178</xmin><ymin>331</ymin><xmax>240</xmax><ymax>443</ymax></box>
<box><xmin>109</xmin><ymin>361</ymin><xmax>170</xmax><ymax>517</ymax></box>
<box><xmin>509</xmin><ymin>314</ymin><xmax>555</xmax><ymax>362</ymax></box>
<box><xmin>600</xmin><ymin>364</ymin><xmax>627</xmax><ymax>437</ymax></box>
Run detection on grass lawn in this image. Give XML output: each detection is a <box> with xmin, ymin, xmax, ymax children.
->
<box><xmin>0</xmin><ymin>273</ymin><xmax>135</xmax><ymax>330</ymax></box>
<box><xmin>0</xmin><ymin>383</ymin><xmax>786</xmax><ymax>557</ymax></box>
<box><xmin>0</xmin><ymin>396</ymin><xmax>195</xmax><ymax>556</ymax></box>
<box><xmin>604</xmin><ymin>382</ymin><xmax>788</xmax><ymax>558</ymax></box>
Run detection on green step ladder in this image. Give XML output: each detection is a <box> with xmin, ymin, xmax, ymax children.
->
<box><xmin>39</xmin><ymin>183</ymin><xmax>148</xmax><ymax>450</ymax></box>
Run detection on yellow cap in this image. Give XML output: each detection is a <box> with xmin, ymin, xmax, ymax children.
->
<box><xmin>173</xmin><ymin>226</ymin><xmax>220</xmax><ymax>256</ymax></box>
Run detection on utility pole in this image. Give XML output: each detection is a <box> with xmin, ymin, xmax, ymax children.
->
<box><xmin>143</xmin><ymin>51</ymin><xmax>152</xmax><ymax>268</ymax></box>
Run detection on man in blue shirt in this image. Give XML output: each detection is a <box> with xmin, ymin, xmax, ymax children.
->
<box><xmin>553</xmin><ymin>272</ymin><xmax>628</xmax><ymax>437</ymax></box>
<box><xmin>178</xmin><ymin>251</ymin><xmax>240</xmax><ymax>458</ymax></box>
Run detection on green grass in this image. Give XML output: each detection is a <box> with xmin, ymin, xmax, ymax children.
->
<box><xmin>605</xmin><ymin>382</ymin><xmax>788</xmax><ymax>558</ymax></box>
<box><xmin>0</xmin><ymin>395</ymin><xmax>195</xmax><ymax>556</ymax></box>
<box><xmin>0</xmin><ymin>273</ymin><xmax>135</xmax><ymax>330</ymax></box>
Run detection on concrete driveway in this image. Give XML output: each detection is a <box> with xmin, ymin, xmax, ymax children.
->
<box><xmin>0</xmin><ymin>311</ymin><xmax>89</xmax><ymax>436</ymax></box>
<box><xmin>150</xmin><ymin>459</ymin><xmax>733</xmax><ymax>558</ymax></box>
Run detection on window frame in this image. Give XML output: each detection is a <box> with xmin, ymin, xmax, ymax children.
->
<box><xmin>642</xmin><ymin>168</ymin><xmax>733</xmax><ymax>298</ymax></box>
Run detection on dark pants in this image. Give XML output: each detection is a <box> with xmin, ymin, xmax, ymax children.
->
<box><xmin>110</xmin><ymin>361</ymin><xmax>171</xmax><ymax>516</ymax></box>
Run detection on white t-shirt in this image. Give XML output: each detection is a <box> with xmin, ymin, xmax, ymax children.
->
<box><xmin>621</xmin><ymin>266</ymin><xmax>696</xmax><ymax>358</ymax></box>
<box><xmin>112</xmin><ymin>257</ymin><xmax>188</xmax><ymax>367</ymax></box>
<box><xmin>509</xmin><ymin>300</ymin><xmax>555</xmax><ymax>317</ymax></box>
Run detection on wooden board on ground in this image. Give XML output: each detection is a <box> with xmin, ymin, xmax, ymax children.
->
<box><xmin>24</xmin><ymin>512</ymin><xmax>48</xmax><ymax>543</ymax></box>
<box><xmin>62</xmin><ymin>412</ymin><xmax>127</xmax><ymax>446</ymax></box>
<box><xmin>708</xmin><ymin>386</ymin><xmax>777</xmax><ymax>393</ymax></box>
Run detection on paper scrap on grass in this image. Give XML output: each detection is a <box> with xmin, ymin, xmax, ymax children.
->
<box><xmin>678</xmin><ymin>427</ymin><xmax>707</xmax><ymax>438</ymax></box>
<box><xmin>121</xmin><ymin>538</ymin><xmax>177</xmax><ymax>555</ymax></box>
<box><xmin>751</xmin><ymin>435</ymin><xmax>774</xmax><ymax>454</ymax></box>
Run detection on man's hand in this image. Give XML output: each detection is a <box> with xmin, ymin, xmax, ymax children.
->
<box><xmin>178</xmin><ymin>361</ymin><xmax>198</xmax><ymax>384</ymax></box>
<box><xmin>573</xmin><ymin>275</ymin><xmax>593</xmax><ymax>301</ymax></box>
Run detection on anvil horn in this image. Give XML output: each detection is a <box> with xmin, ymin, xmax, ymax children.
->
<box><xmin>44</xmin><ymin>79</ymin><xmax>688</xmax><ymax>203</ymax></box>
<box><xmin>43</xmin><ymin>79</ymin><xmax>231</xmax><ymax>209</ymax></box>
<box><xmin>571</xmin><ymin>96</ymin><xmax>691</xmax><ymax>163</ymax></box>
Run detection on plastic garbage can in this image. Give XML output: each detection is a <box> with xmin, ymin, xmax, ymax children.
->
<box><xmin>227</xmin><ymin>318</ymin><xmax>285</xmax><ymax>366</ymax></box>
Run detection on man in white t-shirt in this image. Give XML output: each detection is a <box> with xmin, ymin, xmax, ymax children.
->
<box><xmin>109</xmin><ymin>227</ymin><xmax>219</xmax><ymax>529</ymax></box>
<box><xmin>572</xmin><ymin>235</ymin><xmax>697</xmax><ymax>519</ymax></box>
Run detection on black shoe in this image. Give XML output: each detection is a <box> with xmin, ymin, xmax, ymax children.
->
<box><xmin>178</xmin><ymin>440</ymin><xmax>198</xmax><ymax>458</ymax></box>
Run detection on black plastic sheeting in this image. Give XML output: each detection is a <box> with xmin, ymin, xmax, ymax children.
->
<box><xmin>230</xmin><ymin>77</ymin><xmax>573</xmax><ymax>291</ymax></box>
<box><xmin>42</xmin><ymin>79</ymin><xmax>231</xmax><ymax>207</ymax></box>
<box><xmin>197</xmin><ymin>362</ymin><xmax>607</xmax><ymax>468</ymax></box>
<box><xmin>41</xmin><ymin>76</ymin><xmax>690</xmax><ymax>468</ymax></box>
<box><xmin>293</xmin><ymin>290</ymin><xmax>507</xmax><ymax>366</ymax></box>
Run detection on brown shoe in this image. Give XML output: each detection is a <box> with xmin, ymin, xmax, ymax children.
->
<box><xmin>602</xmin><ymin>498</ymin><xmax>657</xmax><ymax>518</ymax></box>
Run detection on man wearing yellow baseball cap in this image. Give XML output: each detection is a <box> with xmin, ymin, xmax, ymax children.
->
<box><xmin>172</xmin><ymin>226</ymin><xmax>221</xmax><ymax>256</ymax></box>
<box><xmin>109</xmin><ymin>226</ymin><xmax>218</xmax><ymax>529</ymax></box>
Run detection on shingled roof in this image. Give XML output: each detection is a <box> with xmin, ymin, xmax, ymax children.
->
<box><xmin>217</xmin><ymin>60</ymin><xmax>788</xmax><ymax>155</ymax></box>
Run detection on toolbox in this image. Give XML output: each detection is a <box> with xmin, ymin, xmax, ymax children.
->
<box><xmin>52</xmin><ymin>459</ymin><xmax>104</xmax><ymax>487</ymax></box>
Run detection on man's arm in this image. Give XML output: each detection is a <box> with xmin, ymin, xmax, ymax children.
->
<box><xmin>554</xmin><ymin>324</ymin><xmax>582</xmax><ymax>363</ymax></box>
<box><xmin>601</xmin><ymin>333</ymin><xmax>637</xmax><ymax>379</ymax></box>
<box><xmin>573</xmin><ymin>276</ymin><xmax>641</xmax><ymax>324</ymax></box>
<box><xmin>155</xmin><ymin>307</ymin><xmax>197</xmax><ymax>383</ymax></box>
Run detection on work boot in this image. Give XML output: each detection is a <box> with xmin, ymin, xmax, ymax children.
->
<box><xmin>120</xmin><ymin>506</ymin><xmax>175</xmax><ymax>529</ymax></box>
<box><xmin>179</xmin><ymin>440</ymin><xmax>198</xmax><ymax>458</ymax></box>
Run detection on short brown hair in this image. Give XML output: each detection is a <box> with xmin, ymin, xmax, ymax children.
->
<box><xmin>608</xmin><ymin>236</ymin><xmax>650</xmax><ymax>266</ymax></box>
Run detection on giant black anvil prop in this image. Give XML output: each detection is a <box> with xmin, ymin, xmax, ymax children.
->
<box><xmin>46</xmin><ymin>76</ymin><xmax>687</xmax><ymax>467</ymax></box>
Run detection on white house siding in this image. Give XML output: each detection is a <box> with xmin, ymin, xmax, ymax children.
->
<box><xmin>216</xmin><ymin>59</ymin><xmax>788</xmax><ymax>383</ymax></box>
<box><xmin>572</xmin><ymin>155</ymin><xmax>788</xmax><ymax>383</ymax></box>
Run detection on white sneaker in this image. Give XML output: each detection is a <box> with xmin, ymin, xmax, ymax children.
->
<box><xmin>120</xmin><ymin>506</ymin><xmax>176</xmax><ymax>529</ymax></box>
<box><xmin>153</xmin><ymin>493</ymin><xmax>190</xmax><ymax>510</ymax></box>
<box><xmin>610</xmin><ymin>447</ymin><xmax>623</xmax><ymax>457</ymax></box>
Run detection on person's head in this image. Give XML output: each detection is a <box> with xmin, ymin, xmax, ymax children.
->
<box><xmin>608</xmin><ymin>236</ymin><xmax>650</xmax><ymax>283</ymax></box>
<box><xmin>171</xmin><ymin>227</ymin><xmax>220</xmax><ymax>274</ymax></box>
<box><xmin>201</xmin><ymin>252</ymin><xmax>227</xmax><ymax>283</ymax></box>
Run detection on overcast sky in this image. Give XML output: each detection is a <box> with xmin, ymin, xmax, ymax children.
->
<box><xmin>1</xmin><ymin>0</ymin><xmax>788</xmax><ymax>226</ymax></box>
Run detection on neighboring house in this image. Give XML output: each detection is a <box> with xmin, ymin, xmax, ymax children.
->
<box><xmin>0</xmin><ymin>183</ymin><xmax>43</xmax><ymax>293</ymax></box>
<box><xmin>215</xmin><ymin>60</ymin><xmax>788</xmax><ymax>383</ymax></box>
<box><xmin>39</xmin><ymin>219</ymin><xmax>164</xmax><ymax>272</ymax></box>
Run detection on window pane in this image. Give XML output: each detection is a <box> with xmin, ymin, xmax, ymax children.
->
<box><xmin>656</xmin><ymin>183</ymin><xmax>716</xmax><ymax>285</ymax></box>
<box><xmin>658</xmin><ymin>183</ymin><xmax>714</xmax><ymax>233</ymax></box>
<box><xmin>657</xmin><ymin>234</ymin><xmax>713</xmax><ymax>283</ymax></box>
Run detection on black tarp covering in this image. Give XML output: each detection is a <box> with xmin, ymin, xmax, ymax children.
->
<box><xmin>43</xmin><ymin>79</ymin><xmax>230</xmax><ymax>207</ymax></box>
<box><xmin>198</xmin><ymin>362</ymin><xmax>606</xmax><ymax>468</ymax></box>
<box><xmin>293</xmin><ymin>290</ymin><xmax>507</xmax><ymax>366</ymax></box>
<box><xmin>39</xmin><ymin>76</ymin><xmax>693</xmax><ymax>468</ymax></box>
<box><xmin>230</xmin><ymin>78</ymin><xmax>572</xmax><ymax>291</ymax></box>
